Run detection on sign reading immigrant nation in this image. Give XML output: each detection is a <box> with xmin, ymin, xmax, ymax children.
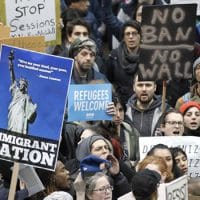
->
<box><xmin>138</xmin><ymin>4</ymin><xmax>197</xmax><ymax>81</ymax></box>
<box><xmin>67</xmin><ymin>84</ymin><xmax>112</xmax><ymax>121</ymax></box>
<box><xmin>0</xmin><ymin>0</ymin><xmax>61</xmax><ymax>45</ymax></box>
<box><xmin>0</xmin><ymin>45</ymin><xmax>73</xmax><ymax>170</ymax></box>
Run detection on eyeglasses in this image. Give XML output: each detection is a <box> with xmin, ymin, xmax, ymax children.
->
<box><xmin>124</xmin><ymin>31</ymin><xmax>138</xmax><ymax>37</ymax></box>
<box><xmin>93</xmin><ymin>185</ymin><xmax>113</xmax><ymax>193</ymax></box>
<box><xmin>165</xmin><ymin>121</ymin><xmax>184</xmax><ymax>126</ymax></box>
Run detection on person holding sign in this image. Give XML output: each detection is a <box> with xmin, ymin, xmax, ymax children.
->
<box><xmin>171</xmin><ymin>147</ymin><xmax>200</xmax><ymax>197</ymax></box>
<box><xmin>0</xmin><ymin>160</ymin><xmax>28</xmax><ymax>200</ymax></box>
<box><xmin>69</xmin><ymin>38</ymin><xmax>108</xmax><ymax>84</ymax></box>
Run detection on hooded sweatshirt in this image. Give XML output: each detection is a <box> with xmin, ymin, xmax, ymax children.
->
<box><xmin>126</xmin><ymin>95</ymin><xmax>164</xmax><ymax>136</ymax></box>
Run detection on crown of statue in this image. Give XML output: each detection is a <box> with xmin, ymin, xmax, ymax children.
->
<box><xmin>19</xmin><ymin>77</ymin><xmax>28</xmax><ymax>86</ymax></box>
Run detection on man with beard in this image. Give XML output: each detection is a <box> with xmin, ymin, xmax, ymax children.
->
<box><xmin>69</xmin><ymin>38</ymin><xmax>108</xmax><ymax>84</ymax></box>
<box><xmin>125</xmin><ymin>75</ymin><xmax>168</xmax><ymax>137</ymax></box>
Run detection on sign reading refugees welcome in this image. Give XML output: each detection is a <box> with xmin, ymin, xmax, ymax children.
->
<box><xmin>68</xmin><ymin>84</ymin><xmax>112</xmax><ymax>121</ymax></box>
<box><xmin>0</xmin><ymin>0</ymin><xmax>60</xmax><ymax>45</ymax></box>
<box><xmin>0</xmin><ymin>45</ymin><xmax>73</xmax><ymax>170</ymax></box>
<box><xmin>138</xmin><ymin>4</ymin><xmax>197</xmax><ymax>81</ymax></box>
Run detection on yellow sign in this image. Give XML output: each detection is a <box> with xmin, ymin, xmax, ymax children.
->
<box><xmin>0</xmin><ymin>36</ymin><xmax>45</xmax><ymax>52</ymax></box>
<box><xmin>0</xmin><ymin>25</ymin><xmax>10</xmax><ymax>38</ymax></box>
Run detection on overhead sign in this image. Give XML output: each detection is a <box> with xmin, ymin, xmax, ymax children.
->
<box><xmin>0</xmin><ymin>25</ymin><xmax>10</xmax><ymax>38</ymax></box>
<box><xmin>170</xmin><ymin>0</ymin><xmax>200</xmax><ymax>15</ymax></box>
<box><xmin>0</xmin><ymin>36</ymin><xmax>45</xmax><ymax>52</ymax></box>
<box><xmin>68</xmin><ymin>84</ymin><xmax>112</xmax><ymax>121</ymax></box>
<box><xmin>138</xmin><ymin>4</ymin><xmax>197</xmax><ymax>81</ymax></box>
<box><xmin>0</xmin><ymin>0</ymin><xmax>61</xmax><ymax>45</ymax></box>
<box><xmin>139</xmin><ymin>136</ymin><xmax>200</xmax><ymax>178</ymax></box>
<box><xmin>0</xmin><ymin>45</ymin><xmax>73</xmax><ymax>169</ymax></box>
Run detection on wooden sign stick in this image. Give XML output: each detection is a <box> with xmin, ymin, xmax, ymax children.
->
<box><xmin>8</xmin><ymin>162</ymin><xmax>20</xmax><ymax>200</ymax></box>
<box><xmin>161</xmin><ymin>80</ymin><xmax>167</xmax><ymax>114</ymax></box>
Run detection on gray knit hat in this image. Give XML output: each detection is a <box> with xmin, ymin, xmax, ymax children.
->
<box><xmin>76</xmin><ymin>135</ymin><xmax>111</xmax><ymax>161</ymax></box>
<box><xmin>193</xmin><ymin>57</ymin><xmax>200</xmax><ymax>78</ymax></box>
<box><xmin>69</xmin><ymin>38</ymin><xmax>97</xmax><ymax>58</ymax></box>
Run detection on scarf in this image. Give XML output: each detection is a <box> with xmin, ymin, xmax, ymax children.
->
<box><xmin>72</xmin><ymin>66</ymin><xmax>94</xmax><ymax>84</ymax></box>
<box><xmin>116</xmin><ymin>42</ymin><xmax>139</xmax><ymax>75</ymax></box>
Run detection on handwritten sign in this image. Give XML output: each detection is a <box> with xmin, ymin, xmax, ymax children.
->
<box><xmin>0</xmin><ymin>36</ymin><xmax>45</xmax><ymax>52</ymax></box>
<box><xmin>0</xmin><ymin>0</ymin><xmax>61</xmax><ymax>45</ymax></box>
<box><xmin>138</xmin><ymin>4</ymin><xmax>197</xmax><ymax>81</ymax></box>
<box><xmin>139</xmin><ymin>136</ymin><xmax>200</xmax><ymax>178</ymax></box>
<box><xmin>158</xmin><ymin>175</ymin><xmax>188</xmax><ymax>200</ymax></box>
<box><xmin>171</xmin><ymin>0</ymin><xmax>200</xmax><ymax>15</ymax></box>
<box><xmin>68</xmin><ymin>84</ymin><xmax>112</xmax><ymax>121</ymax></box>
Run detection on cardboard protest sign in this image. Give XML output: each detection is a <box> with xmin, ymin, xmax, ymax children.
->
<box><xmin>0</xmin><ymin>36</ymin><xmax>45</xmax><ymax>52</ymax></box>
<box><xmin>158</xmin><ymin>175</ymin><xmax>188</xmax><ymax>200</ymax></box>
<box><xmin>0</xmin><ymin>25</ymin><xmax>10</xmax><ymax>38</ymax></box>
<box><xmin>138</xmin><ymin>4</ymin><xmax>197</xmax><ymax>81</ymax></box>
<box><xmin>0</xmin><ymin>45</ymin><xmax>73</xmax><ymax>170</ymax></box>
<box><xmin>68</xmin><ymin>84</ymin><xmax>112</xmax><ymax>121</ymax></box>
<box><xmin>170</xmin><ymin>0</ymin><xmax>200</xmax><ymax>15</ymax></box>
<box><xmin>139</xmin><ymin>136</ymin><xmax>200</xmax><ymax>178</ymax></box>
<box><xmin>0</xmin><ymin>0</ymin><xmax>61</xmax><ymax>45</ymax></box>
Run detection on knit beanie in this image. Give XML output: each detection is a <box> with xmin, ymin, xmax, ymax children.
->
<box><xmin>193</xmin><ymin>57</ymin><xmax>200</xmax><ymax>78</ymax></box>
<box><xmin>69</xmin><ymin>38</ymin><xmax>97</xmax><ymax>58</ymax></box>
<box><xmin>76</xmin><ymin>135</ymin><xmax>111</xmax><ymax>161</ymax></box>
<box><xmin>179</xmin><ymin>101</ymin><xmax>200</xmax><ymax>115</ymax></box>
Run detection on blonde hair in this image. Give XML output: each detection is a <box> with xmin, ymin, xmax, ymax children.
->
<box><xmin>137</xmin><ymin>155</ymin><xmax>173</xmax><ymax>182</ymax></box>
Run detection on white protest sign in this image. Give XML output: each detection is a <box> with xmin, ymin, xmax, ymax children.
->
<box><xmin>139</xmin><ymin>136</ymin><xmax>200</xmax><ymax>178</ymax></box>
<box><xmin>170</xmin><ymin>0</ymin><xmax>200</xmax><ymax>15</ymax></box>
<box><xmin>158</xmin><ymin>175</ymin><xmax>188</xmax><ymax>200</ymax></box>
<box><xmin>4</xmin><ymin>0</ymin><xmax>58</xmax><ymax>42</ymax></box>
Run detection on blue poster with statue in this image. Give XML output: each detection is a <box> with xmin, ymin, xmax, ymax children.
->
<box><xmin>0</xmin><ymin>44</ymin><xmax>73</xmax><ymax>170</ymax></box>
<box><xmin>67</xmin><ymin>84</ymin><xmax>112</xmax><ymax>121</ymax></box>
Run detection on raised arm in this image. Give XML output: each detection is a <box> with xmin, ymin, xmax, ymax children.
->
<box><xmin>8</xmin><ymin>50</ymin><xmax>15</xmax><ymax>84</ymax></box>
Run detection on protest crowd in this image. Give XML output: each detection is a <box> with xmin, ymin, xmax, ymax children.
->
<box><xmin>1</xmin><ymin>0</ymin><xmax>200</xmax><ymax>199</ymax></box>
